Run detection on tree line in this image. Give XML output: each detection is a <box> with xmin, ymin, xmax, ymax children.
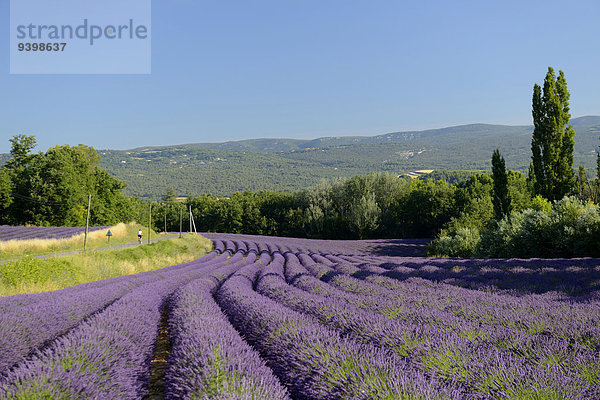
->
<box><xmin>154</xmin><ymin>171</ymin><xmax>530</xmax><ymax>240</ymax></box>
<box><xmin>0</xmin><ymin>135</ymin><xmax>147</xmax><ymax>227</ymax></box>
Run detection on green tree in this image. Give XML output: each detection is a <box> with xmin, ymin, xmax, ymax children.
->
<box><xmin>234</xmin><ymin>191</ymin><xmax>268</xmax><ymax>235</ymax></box>
<box><xmin>3</xmin><ymin>136</ymin><xmax>136</xmax><ymax>226</ymax></box>
<box><xmin>92</xmin><ymin>169</ymin><xmax>132</xmax><ymax>225</ymax></box>
<box><xmin>156</xmin><ymin>188</ymin><xmax>181</xmax><ymax>232</ymax></box>
<box><xmin>6</xmin><ymin>134</ymin><xmax>37</xmax><ymax>170</ymax></box>
<box><xmin>259</xmin><ymin>191</ymin><xmax>304</xmax><ymax>237</ymax></box>
<box><xmin>211</xmin><ymin>198</ymin><xmax>243</xmax><ymax>233</ymax></box>
<box><xmin>530</xmin><ymin>67</ymin><xmax>576</xmax><ymax>201</ymax></box>
<box><xmin>449</xmin><ymin>173</ymin><xmax>494</xmax><ymax>232</ymax></box>
<box><xmin>24</xmin><ymin>145</ymin><xmax>103</xmax><ymax>225</ymax></box>
<box><xmin>0</xmin><ymin>169</ymin><xmax>13</xmax><ymax>217</ymax></box>
<box><xmin>595</xmin><ymin>143</ymin><xmax>600</xmax><ymax>202</ymax></box>
<box><xmin>300</xmin><ymin>179</ymin><xmax>336</xmax><ymax>237</ymax></box>
<box><xmin>491</xmin><ymin>149</ymin><xmax>510</xmax><ymax>219</ymax></box>
<box><xmin>347</xmin><ymin>192</ymin><xmax>381</xmax><ymax>239</ymax></box>
<box><xmin>396</xmin><ymin>179</ymin><xmax>457</xmax><ymax>238</ymax></box>
<box><xmin>371</xmin><ymin>173</ymin><xmax>411</xmax><ymax>237</ymax></box>
<box><xmin>3</xmin><ymin>135</ymin><xmax>38</xmax><ymax>224</ymax></box>
<box><xmin>507</xmin><ymin>171</ymin><xmax>532</xmax><ymax>213</ymax></box>
<box><xmin>578</xmin><ymin>165</ymin><xmax>587</xmax><ymax>198</ymax></box>
<box><xmin>597</xmin><ymin>146</ymin><xmax>600</xmax><ymax>183</ymax></box>
<box><xmin>189</xmin><ymin>195</ymin><xmax>220</xmax><ymax>232</ymax></box>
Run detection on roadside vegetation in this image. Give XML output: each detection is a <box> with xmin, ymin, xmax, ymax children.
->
<box><xmin>0</xmin><ymin>222</ymin><xmax>160</xmax><ymax>260</ymax></box>
<box><xmin>0</xmin><ymin>233</ymin><xmax>213</xmax><ymax>296</ymax></box>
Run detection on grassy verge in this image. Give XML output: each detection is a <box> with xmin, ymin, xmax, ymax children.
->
<box><xmin>0</xmin><ymin>222</ymin><xmax>161</xmax><ymax>260</ymax></box>
<box><xmin>0</xmin><ymin>234</ymin><xmax>213</xmax><ymax>297</ymax></box>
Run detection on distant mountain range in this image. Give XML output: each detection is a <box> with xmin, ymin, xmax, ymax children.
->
<box><xmin>2</xmin><ymin>116</ymin><xmax>600</xmax><ymax>198</ymax></box>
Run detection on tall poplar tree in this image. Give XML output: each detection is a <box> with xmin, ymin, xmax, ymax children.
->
<box><xmin>491</xmin><ymin>149</ymin><xmax>510</xmax><ymax>219</ymax></box>
<box><xmin>597</xmin><ymin>142</ymin><xmax>600</xmax><ymax>182</ymax></box>
<box><xmin>530</xmin><ymin>67</ymin><xmax>576</xmax><ymax>201</ymax></box>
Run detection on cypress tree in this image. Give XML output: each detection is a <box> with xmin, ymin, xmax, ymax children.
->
<box><xmin>597</xmin><ymin>146</ymin><xmax>600</xmax><ymax>182</ymax></box>
<box><xmin>491</xmin><ymin>149</ymin><xmax>510</xmax><ymax>219</ymax></box>
<box><xmin>578</xmin><ymin>165</ymin><xmax>587</xmax><ymax>199</ymax></box>
<box><xmin>530</xmin><ymin>67</ymin><xmax>576</xmax><ymax>201</ymax></box>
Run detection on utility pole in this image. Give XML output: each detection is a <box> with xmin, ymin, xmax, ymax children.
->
<box><xmin>179</xmin><ymin>207</ymin><xmax>183</xmax><ymax>238</ymax></box>
<box><xmin>189</xmin><ymin>206</ymin><xmax>197</xmax><ymax>234</ymax></box>
<box><xmin>164</xmin><ymin>206</ymin><xmax>167</xmax><ymax>233</ymax></box>
<box><xmin>148</xmin><ymin>203</ymin><xmax>152</xmax><ymax>245</ymax></box>
<box><xmin>83</xmin><ymin>194</ymin><xmax>91</xmax><ymax>251</ymax></box>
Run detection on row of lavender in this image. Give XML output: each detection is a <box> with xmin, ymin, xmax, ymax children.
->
<box><xmin>197</xmin><ymin>234</ymin><xmax>600</xmax><ymax>398</ymax></box>
<box><xmin>280</xmin><ymin>255</ymin><xmax>600</xmax><ymax>397</ymax></box>
<box><xmin>1</xmin><ymin>233</ymin><xmax>599</xmax><ymax>398</ymax></box>
<box><xmin>206</xmin><ymin>233</ymin><xmax>600</xmax><ymax>399</ymax></box>
<box><xmin>0</xmin><ymin>225</ymin><xmax>108</xmax><ymax>242</ymax></box>
<box><xmin>0</xmin><ymin>240</ymin><xmax>293</xmax><ymax>399</ymax></box>
<box><xmin>205</xmin><ymin>232</ymin><xmax>600</xmax><ymax>297</ymax></box>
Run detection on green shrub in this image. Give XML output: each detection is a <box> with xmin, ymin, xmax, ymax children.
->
<box><xmin>428</xmin><ymin>227</ymin><xmax>480</xmax><ymax>257</ymax></box>
<box><xmin>529</xmin><ymin>195</ymin><xmax>552</xmax><ymax>212</ymax></box>
<box><xmin>430</xmin><ymin>196</ymin><xmax>600</xmax><ymax>258</ymax></box>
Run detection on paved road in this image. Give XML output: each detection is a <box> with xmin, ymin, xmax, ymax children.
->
<box><xmin>0</xmin><ymin>234</ymin><xmax>181</xmax><ymax>264</ymax></box>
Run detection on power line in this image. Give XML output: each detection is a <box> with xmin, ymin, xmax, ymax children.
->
<box><xmin>10</xmin><ymin>192</ymin><xmax>71</xmax><ymax>206</ymax></box>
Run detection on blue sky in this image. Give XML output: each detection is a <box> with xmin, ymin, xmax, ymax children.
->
<box><xmin>1</xmin><ymin>0</ymin><xmax>599</xmax><ymax>153</ymax></box>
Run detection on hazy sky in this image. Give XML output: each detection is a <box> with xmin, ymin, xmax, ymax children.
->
<box><xmin>1</xmin><ymin>0</ymin><xmax>599</xmax><ymax>153</ymax></box>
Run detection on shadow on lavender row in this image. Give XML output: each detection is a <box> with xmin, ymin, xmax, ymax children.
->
<box><xmin>346</xmin><ymin>264</ymin><xmax>600</xmax><ymax>299</ymax></box>
<box><xmin>359</xmin><ymin>239</ymin><xmax>432</xmax><ymax>257</ymax></box>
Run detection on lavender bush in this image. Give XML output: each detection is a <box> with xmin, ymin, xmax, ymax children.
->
<box><xmin>0</xmin><ymin>253</ymin><xmax>228</xmax><ymax>398</ymax></box>
<box><xmin>0</xmin><ymin>225</ymin><xmax>108</xmax><ymax>242</ymax></box>
<box><xmin>165</xmin><ymin>272</ymin><xmax>290</xmax><ymax>399</ymax></box>
<box><xmin>217</xmin><ymin>263</ymin><xmax>465</xmax><ymax>399</ymax></box>
<box><xmin>0</xmin><ymin>232</ymin><xmax>598</xmax><ymax>398</ymax></box>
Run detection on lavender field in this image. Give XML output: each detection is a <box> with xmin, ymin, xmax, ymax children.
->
<box><xmin>0</xmin><ymin>225</ymin><xmax>108</xmax><ymax>242</ymax></box>
<box><xmin>0</xmin><ymin>233</ymin><xmax>599</xmax><ymax>399</ymax></box>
